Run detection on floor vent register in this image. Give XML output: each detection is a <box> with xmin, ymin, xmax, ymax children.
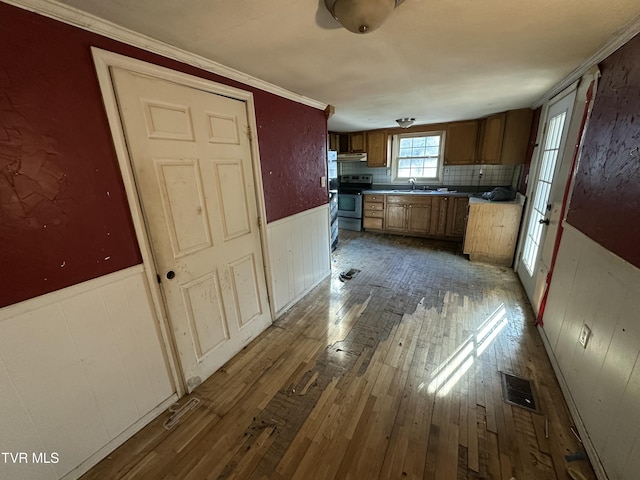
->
<box><xmin>500</xmin><ymin>372</ymin><xmax>540</xmax><ymax>413</ymax></box>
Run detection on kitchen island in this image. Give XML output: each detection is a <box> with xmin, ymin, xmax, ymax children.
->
<box><xmin>463</xmin><ymin>193</ymin><xmax>525</xmax><ymax>266</ymax></box>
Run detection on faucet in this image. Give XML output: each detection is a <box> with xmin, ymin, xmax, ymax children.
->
<box><xmin>408</xmin><ymin>177</ymin><xmax>416</xmax><ymax>190</ymax></box>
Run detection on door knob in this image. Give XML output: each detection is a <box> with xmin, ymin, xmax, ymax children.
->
<box><xmin>539</xmin><ymin>218</ymin><xmax>550</xmax><ymax>225</ymax></box>
<box><xmin>166</xmin><ymin>270</ymin><xmax>176</xmax><ymax>280</ymax></box>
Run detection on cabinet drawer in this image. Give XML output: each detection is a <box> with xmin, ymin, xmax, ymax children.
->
<box><xmin>385</xmin><ymin>195</ymin><xmax>406</xmax><ymax>204</ymax></box>
<box><xmin>406</xmin><ymin>195</ymin><xmax>433</xmax><ymax>205</ymax></box>
<box><xmin>364</xmin><ymin>210</ymin><xmax>384</xmax><ymax>218</ymax></box>
<box><xmin>363</xmin><ymin>217</ymin><xmax>383</xmax><ymax>229</ymax></box>
<box><xmin>364</xmin><ymin>202</ymin><xmax>384</xmax><ymax>211</ymax></box>
<box><xmin>364</xmin><ymin>194</ymin><xmax>382</xmax><ymax>202</ymax></box>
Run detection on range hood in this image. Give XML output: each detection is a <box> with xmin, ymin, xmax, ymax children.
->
<box><xmin>337</xmin><ymin>152</ymin><xmax>367</xmax><ymax>162</ymax></box>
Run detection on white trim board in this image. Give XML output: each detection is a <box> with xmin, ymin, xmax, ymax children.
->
<box><xmin>3</xmin><ymin>0</ymin><xmax>327</xmax><ymax>111</ymax></box>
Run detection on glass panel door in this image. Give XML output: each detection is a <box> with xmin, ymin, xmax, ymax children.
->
<box><xmin>521</xmin><ymin>111</ymin><xmax>566</xmax><ymax>274</ymax></box>
<box><xmin>517</xmin><ymin>90</ymin><xmax>576</xmax><ymax>304</ymax></box>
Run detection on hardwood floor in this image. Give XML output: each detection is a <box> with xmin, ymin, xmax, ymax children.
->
<box><xmin>82</xmin><ymin>230</ymin><xmax>596</xmax><ymax>480</ymax></box>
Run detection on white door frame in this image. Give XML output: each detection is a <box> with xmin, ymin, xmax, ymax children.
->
<box><xmin>514</xmin><ymin>82</ymin><xmax>578</xmax><ymax>309</ymax></box>
<box><xmin>92</xmin><ymin>48</ymin><xmax>275</xmax><ymax>395</ymax></box>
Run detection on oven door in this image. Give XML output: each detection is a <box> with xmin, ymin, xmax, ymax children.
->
<box><xmin>337</xmin><ymin>193</ymin><xmax>363</xmax><ymax>218</ymax></box>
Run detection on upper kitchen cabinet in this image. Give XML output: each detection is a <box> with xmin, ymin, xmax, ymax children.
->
<box><xmin>444</xmin><ymin>121</ymin><xmax>478</xmax><ymax>165</ymax></box>
<box><xmin>349</xmin><ymin>132</ymin><xmax>366</xmax><ymax>153</ymax></box>
<box><xmin>333</xmin><ymin>131</ymin><xmax>367</xmax><ymax>154</ymax></box>
<box><xmin>478</xmin><ymin>113</ymin><xmax>506</xmax><ymax>164</ymax></box>
<box><xmin>366</xmin><ymin>130</ymin><xmax>389</xmax><ymax>168</ymax></box>
<box><xmin>500</xmin><ymin>108</ymin><xmax>533</xmax><ymax>165</ymax></box>
<box><xmin>477</xmin><ymin>108</ymin><xmax>533</xmax><ymax>164</ymax></box>
<box><xmin>328</xmin><ymin>132</ymin><xmax>339</xmax><ymax>152</ymax></box>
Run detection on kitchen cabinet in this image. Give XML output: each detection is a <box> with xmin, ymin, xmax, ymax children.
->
<box><xmin>363</xmin><ymin>194</ymin><xmax>384</xmax><ymax>230</ymax></box>
<box><xmin>366</xmin><ymin>130</ymin><xmax>389</xmax><ymax>167</ymax></box>
<box><xmin>478</xmin><ymin>113</ymin><xmax>506</xmax><ymax>164</ymax></box>
<box><xmin>476</xmin><ymin>108</ymin><xmax>533</xmax><ymax>165</ymax></box>
<box><xmin>328</xmin><ymin>132</ymin><xmax>339</xmax><ymax>152</ymax></box>
<box><xmin>444</xmin><ymin>121</ymin><xmax>478</xmax><ymax>165</ymax></box>
<box><xmin>349</xmin><ymin>132</ymin><xmax>366</xmax><ymax>153</ymax></box>
<box><xmin>384</xmin><ymin>195</ymin><xmax>433</xmax><ymax>234</ymax></box>
<box><xmin>500</xmin><ymin>108</ymin><xmax>533</xmax><ymax>165</ymax></box>
<box><xmin>429</xmin><ymin>196</ymin><xmax>449</xmax><ymax>235</ymax></box>
<box><xmin>446</xmin><ymin>196</ymin><xmax>469</xmax><ymax>237</ymax></box>
<box><xmin>364</xmin><ymin>192</ymin><xmax>468</xmax><ymax>240</ymax></box>
<box><xmin>463</xmin><ymin>194</ymin><xmax>525</xmax><ymax>266</ymax></box>
<box><xmin>335</xmin><ymin>131</ymin><xmax>367</xmax><ymax>154</ymax></box>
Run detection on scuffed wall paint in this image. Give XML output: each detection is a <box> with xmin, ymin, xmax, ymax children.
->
<box><xmin>566</xmin><ymin>33</ymin><xmax>640</xmax><ymax>268</ymax></box>
<box><xmin>0</xmin><ymin>3</ymin><xmax>327</xmax><ymax>307</ymax></box>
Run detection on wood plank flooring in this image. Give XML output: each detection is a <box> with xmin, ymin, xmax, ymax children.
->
<box><xmin>82</xmin><ymin>230</ymin><xmax>596</xmax><ymax>480</ymax></box>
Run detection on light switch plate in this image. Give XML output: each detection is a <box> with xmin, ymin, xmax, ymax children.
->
<box><xmin>579</xmin><ymin>324</ymin><xmax>591</xmax><ymax>348</ymax></box>
<box><xmin>321</xmin><ymin>176</ymin><xmax>326</xmax><ymax>187</ymax></box>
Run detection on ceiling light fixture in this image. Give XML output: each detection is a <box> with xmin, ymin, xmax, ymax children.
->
<box><xmin>396</xmin><ymin>118</ymin><xmax>415</xmax><ymax>128</ymax></box>
<box><xmin>324</xmin><ymin>0</ymin><xmax>405</xmax><ymax>34</ymax></box>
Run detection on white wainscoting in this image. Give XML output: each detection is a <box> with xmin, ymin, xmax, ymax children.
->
<box><xmin>0</xmin><ymin>266</ymin><xmax>176</xmax><ymax>480</ymax></box>
<box><xmin>266</xmin><ymin>204</ymin><xmax>331</xmax><ymax>316</ymax></box>
<box><xmin>540</xmin><ymin>224</ymin><xmax>640</xmax><ymax>480</ymax></box>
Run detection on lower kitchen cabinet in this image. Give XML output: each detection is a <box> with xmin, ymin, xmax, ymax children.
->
<box><xmin>364</xmin><ymin>193</ymin><xmax>468</xmax><ymax>241</ymax></box>
<box><xmin>363</xmin><ymin>194</ymin><xmax>384</xmax><ymax>230</ymax></box>
<box><xmin>463</xmin><ymin>194</ymin><xmax>525</xmax><ymax>266</ymax></box>
<box><xmin>446</xmin><ymin>196</ymin><xmax>469</xmax><ymax>236</ymax></box>
<box><xmin>430</xmin><ymin>196</ymin><xmax>448</xmax><ymax>235</ymax></box>
<box><xmin>385</xmin><ymin>195</ymin><xmax>433</xmax><ymax>234</ymax></box>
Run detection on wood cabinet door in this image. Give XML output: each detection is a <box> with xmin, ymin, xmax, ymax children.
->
<box><xmin>407</xmin><ymin>201</ymin><xmax>432</xmax><ymax>233</ymax></box>
<box><xmin>350</xmin><ymin>132</ymin><xmax>366</xmax><ymax>153</ymax></box>
<box><xmin>445</xmin><ymin>121</ymin><xmax>478</xmax><ymax>165</ymax></box>
<box><xmin>479</xmin><ymin>113</ymin><xmax>506</xmax><ymax>164</ymax></box>
<box><xmin>501</xmin><ymin>108</ymin><xmax>533</xmax><ymax>165</ymax></box>
<box><xmin>328</xmin><ymin>132</ymin><xmax>339</xmax><ymax>152</ymax></box>
<box><xmin>385</xmin><ymin>203</ymin><xmax>407</xmax><ymax>231</ymax></box>
<box><xmin>366</xmin><ymin>131</ymin><xmax>388</xmax><ymax>167</ymax></box>
<box><xmin>337</xmin><ymin>133</ymin><xmax>350</xmax><ymax>153</ymax></box>
<box><xmin>429</xmin><ymin>196</ymin><xmax>449</xmax><ymax>235</ymax></box>
<box><xmin>446</xmin><ymin>197</ymin><xmax>469</xmax><ymax>237</ymax></box>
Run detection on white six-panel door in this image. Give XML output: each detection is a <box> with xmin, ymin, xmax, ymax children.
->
<box><xmin>111</xmin><ymin>68</ymin><xmax>271</xmax><ymax>392</ymax></box>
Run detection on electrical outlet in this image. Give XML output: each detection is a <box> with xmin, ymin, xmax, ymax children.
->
<box><xmin>321</xmin><ymin>176</ymin><xmax>326</xmax><ymax>188</ymax></box>
<box><xmin>444</xmin><ymin>168</ymin><xmax>450</xmax><ymax>175</ymax></box>
<box><xmin>578</xmin><ymin>324</ymin><xmax>591</xmax><ymax>348</ymax></box>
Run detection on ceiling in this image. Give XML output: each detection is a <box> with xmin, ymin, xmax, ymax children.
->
<box><xmin>46</xmin><ymin>0</ymin><xmax>640</xmax><ymax>131</ymax></box>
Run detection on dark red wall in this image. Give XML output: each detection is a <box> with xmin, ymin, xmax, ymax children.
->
<box><xmin>566</xmin><ymin>33</ymin><xmax>640</xmax><ymax>268</ymax></box>
<box><xmin>0</xmin><ymin>3</ymin><xmax>327</xmax><ymax>308</ymax></box>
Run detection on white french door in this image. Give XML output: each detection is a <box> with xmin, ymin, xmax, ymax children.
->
<box><xmin>518</xmin><ymin>90</ymin><xmax>576</xmax><ymax>305</ymax></box>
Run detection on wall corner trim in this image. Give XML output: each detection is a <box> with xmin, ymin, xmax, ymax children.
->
<box><xmin>3</xmin><ymin>0</ymin><xmax>328</xmax><ymax>111</ymax></box>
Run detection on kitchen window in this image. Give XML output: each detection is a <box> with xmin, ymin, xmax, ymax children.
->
<box><xmin>392</xmin><ymin>131</ymin><xmax>445</xmax><ymax>182</ymax></box>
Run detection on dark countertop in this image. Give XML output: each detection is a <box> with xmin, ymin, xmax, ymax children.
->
<box><xmin>363</xmin><ymin>189</ymin><xmax>471</xmax><ymax>197</ymax></box>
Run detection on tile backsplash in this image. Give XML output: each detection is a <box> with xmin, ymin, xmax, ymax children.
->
<box><xmin>338</xmin><ymin>162</ymin><xmax>522</xmax><ymax>189</ymax></box>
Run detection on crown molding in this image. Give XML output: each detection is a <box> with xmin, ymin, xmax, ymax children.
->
<box><xmin>533</xmin><ymin>13</ymin><xmax>640</xmax><ymax>107</ymax></box>
<box><xmin>3</xmin><ymin>0</ymin><xmax>328</xmax><ymax>111</ymax></box>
